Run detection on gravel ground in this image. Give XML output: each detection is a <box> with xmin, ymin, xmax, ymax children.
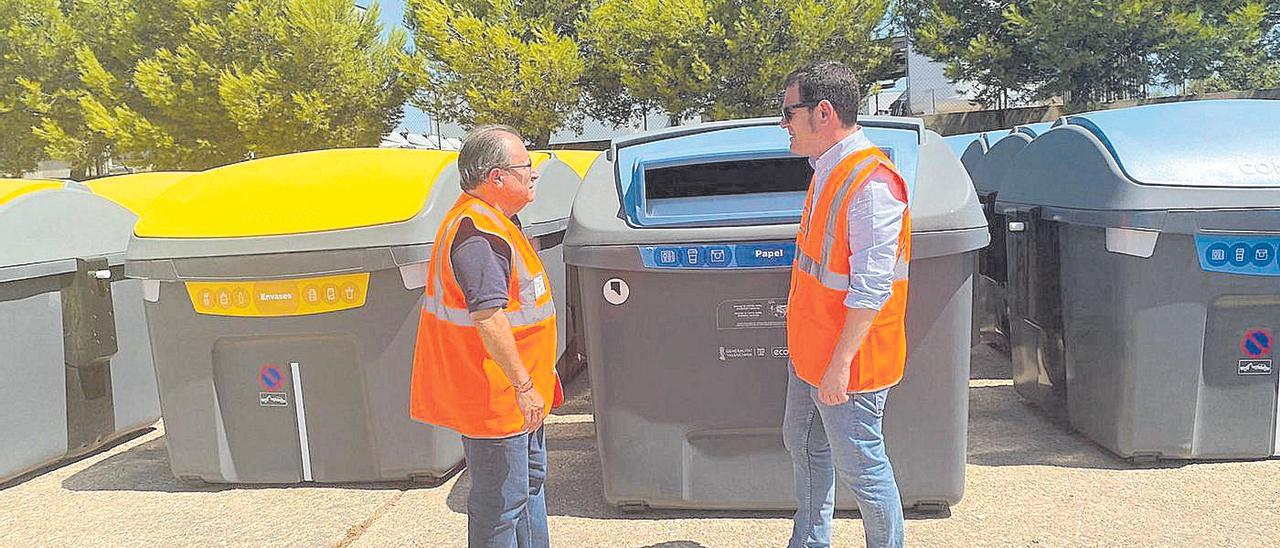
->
<box><xmin>3</xmin><ymin>344</ymin><xmax>1277</xmax><ymax>547</ymax></box>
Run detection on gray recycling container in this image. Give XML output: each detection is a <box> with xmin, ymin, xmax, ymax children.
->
<box><xmin>1</xmin><ymin>180</ymin><xmax>161</xmax><ymax>483</ymax></box>
<box><xmin>996</xmin><ymin>100</ymin><xmax>1280</xmax><ymax>459</ymax></box>
<box><xmin>125</xmin><ymin>148</ymin><xmax>583</xmax><ymax>483</ymax></box>
<box><xmin>127</xmin><ymin>149</ymin><xmax>461</xmax><ymax>484</ymax></box>
<box><xmin>564</xmin><ymin>117</ymin><xmax>988</xmax><ymax>510</ymax></box>
<box><xmin>972</xmin><ymin>123</ymin><xmax>1055</xmax><ymax>353</ymax></box>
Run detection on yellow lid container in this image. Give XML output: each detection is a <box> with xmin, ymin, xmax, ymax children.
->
<box><xmin>86</xmin><ymin>172</ymin><xmax>194</xmax><ymax>215</ymax></box>
<box><xmin>550</xmin><ymin>150</ymin><xmax>602</xmax><ymax>179</ymax></box>
<box><xmin>0</xmin><ymin>179</ymin><xmax>62</xmax><ymax>207</ymax></box>
<box><xmin>135</xmin><ymin>148</ymin><xmax>457</xmax><ymax>239</ymax></box>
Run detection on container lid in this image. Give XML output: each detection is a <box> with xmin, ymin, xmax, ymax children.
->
<box><xmin>0</xmin><ymin>187</ymin><xmax>136</xmax><ymax>280</ymax></box>
<box><xmin>976</xmin><ymin>132</ymin><xmax>1034</xmax><ymax>196</ymax></box>
<box><xmin>609</xmin><ymin>117</ymin><xmax>924</xmax><ymax>229</ymax></box>
<box><xmin>959</xmin><ymin>137</ymin><xmax>991</xmax><ymax>195</ymax></box>
<box><xmin>566</xmin><ymin>117</ymin><xmax>987</xmax><ymax>258</ymax></box>
<box><xmin>127</xmin><ymin>149</ymin><xmax>464</xmax><ymax>270</ymax></box>
<box><xmin>996</xmin><ymin>100</ymin><xmax>1280</xmax><ymax>213</ymax></box>
<box><xmin>126</xmin><ymin>148</ymin><xmax>588</xmax><ymax>277</ymax></box>
<box><xmin>945</xmin><ymin>132</ymin><xmax>986</xmax><ymax>159</ymax></box>
<box><xmin>85</xmin><ymin>171</ymin><xmax>194</xmax><ymax>215</ymax></box>
<box><xmin>0</xmin><ymin>178</ymin><xmax>62</xmax><ymax>206</ymax></box>
<box><xmin>1012</xmin><ymin>121</ymin><xmax>1055</xmax><ymax>138</ymax></box>
<box><xmin>1068</xmin><ymin>100</ymin><xmax>1280</xmax><ymax>189</ymax></box>
<box><xmin>135</xmin><ymin>148</ymin><xmax>455</xmax><ymax>238</ymax></box>
<box><xmin>550</xmin><ymin>150</ymin><xmax>602</xmax><ymax>178</ymax></box>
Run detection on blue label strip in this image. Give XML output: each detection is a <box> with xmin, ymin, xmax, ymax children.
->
<box><xmin>1195</xmin><ymin>234</ymin><xmax>1280</xmax><ymax>277</ymax></box>
<box><xmin>641</xmin><ymin>242</ymin><xmax>796</xmax><ymax>269</ymax></box>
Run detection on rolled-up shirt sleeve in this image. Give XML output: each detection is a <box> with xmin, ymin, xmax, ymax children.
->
<box><xmin>845</xmin><ymin>176</ymin><xmax>907</xmax><ymax>310</ymax></box>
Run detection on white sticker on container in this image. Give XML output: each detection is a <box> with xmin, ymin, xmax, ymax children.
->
<box><xmin>603</xmin><ymin>278</ymin><xmax>629</xmax><ymax>305</ymax></box>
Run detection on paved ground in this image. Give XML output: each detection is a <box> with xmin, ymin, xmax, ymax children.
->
<box><xmin>3</xmin><ymin>344</ymin><xmax>1278</xmax><ymax>547</ymax></box>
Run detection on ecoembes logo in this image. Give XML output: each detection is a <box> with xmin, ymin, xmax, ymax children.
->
<box><xmin>1240</xmin><ymin>162</ymin><xmax>1280</xmax><ymax>175</ymax></box>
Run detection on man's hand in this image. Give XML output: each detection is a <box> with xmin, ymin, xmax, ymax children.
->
<box><xmin>473</xmin><ymin>307</ymin><xmax>545</xmax><ymax>432</ymax></box>
<box><xmin>817</xmin><ymin>307</ymin><xmax>879</xmax><ymax>406</ymax></box>
<box><xmin>516</xmin><ymin>386</ymin><xmax>546</xmax><ymax>433</ymax></box>
<box><xmin>818</xmin><ymin>358</ymin><xmax>851</xmax><ymax>406</ymax></box>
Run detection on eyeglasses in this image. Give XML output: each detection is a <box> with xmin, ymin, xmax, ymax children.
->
<box><xmin>781</xmin><ymin>101</ymin><xmax>819</xmax><ymax>122</ymax></box>
<box><xmin>500</xmin><ymin>161</ymin><xmax>533</xmax><ymax>173</ymax></box>
<box><xmin>489</xmin><ymin>162</ymin><xmax>533</xmax><ymax>179</ymax></box>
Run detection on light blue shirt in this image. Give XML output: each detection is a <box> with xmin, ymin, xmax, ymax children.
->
<box><xmin>806</xmin><ymin>129</ymin><xmax>907</xmax><ymax>310</ymax></box>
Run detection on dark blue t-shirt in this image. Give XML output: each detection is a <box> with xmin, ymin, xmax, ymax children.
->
<box><xmin>450</xmin><ymin>215</ymin><xmax>520</xmax><ymax>313</ymax></box>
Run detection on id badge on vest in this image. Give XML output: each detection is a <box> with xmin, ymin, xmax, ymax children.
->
<box><xmin>533</xmin><ymin>274</ymin><xmax>547</xmax><ymax>299</ymax></box>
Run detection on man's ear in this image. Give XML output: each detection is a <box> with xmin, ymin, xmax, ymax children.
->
<box><xmin>819</xmin><ymin>100</ymin><xmax>834</xmax><ymax>124</ymax></box>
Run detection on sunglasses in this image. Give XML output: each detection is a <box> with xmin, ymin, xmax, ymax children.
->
<box><xmin>781</xmin><ymin>101</ymin><xmax>819</xmax><ymax>122</ymax></box>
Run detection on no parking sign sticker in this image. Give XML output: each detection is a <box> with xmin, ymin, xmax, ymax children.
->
<box><xmin>1238</xmin><ymin>329</ymin><xmax>1273</xmax><ymax>376</ymax></box>
<box><xmin>260</xmin><ymin>364</ymin><xmax>286</xmax><ymax>390</ymax></box>
<box><xmin>259</xmin><ymin>364</ymin><xmax>289</xmax><ymax>405</ymax></box>
<box><xmin>1241</xmin><ymin>329</ymin><xmax>1272</xmax><ymax>358</ymax></box>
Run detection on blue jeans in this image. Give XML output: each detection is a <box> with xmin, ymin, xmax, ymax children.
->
<box><xmin>461</xmin><ymin>427</ymin><xmax>549</xmax><ymax>548</ymax></box>
<box><xmin>783</xmin><ymin>363</ymin><xmax>904</xmax><ymax>548</ymax></box>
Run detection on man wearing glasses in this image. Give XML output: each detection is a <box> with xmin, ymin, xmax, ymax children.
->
<box><xmin>411</xmin><ymin>125</ymin><xmax>562</xmax><ymax>548</ymax></box>
<box><xmin>779</xmin><ymin>62</ymin><xmax>910</xmax><ymax>548</ymax></box>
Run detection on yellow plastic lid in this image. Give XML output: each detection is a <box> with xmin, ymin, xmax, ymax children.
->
<box><xmin>550</xmin><ymin>150</ymin><xmax>602</xmax><ymax>179</ymax></box>
<box><xmin>0</xmin><ymin>178</ymin><xmax>61</xmax><ymax>206</ymax></box>
<box><xmin>86</xmin><ymin>172</ymin><xmax>194</xmax><ymax>215</ymax></box>
<box><xmin>135</xmin><ymin>148</ymin><xmax>457</xmax><ymax>238</ymax></box>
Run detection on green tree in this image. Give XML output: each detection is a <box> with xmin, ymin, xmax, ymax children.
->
<box><xmin>711</xmin><ymin>0</ymin><xmax>896</xmax><ymax>119</ymax></box>
<box><xmin>579</xmin><ymin>0</ymin><xmax>721</xmax><ymax>126</ymax></box>
<box><xmin>31</xmin><ymin>0</ymin><xmax>223</xmax><ymax>176</ymax></box>
<box><xmin>1192</xmin><ymin>1</ymin><xmax>1280</xmax><ymax>92</ymax></box>
<box><xmin>901</xmin><ymin>0</ymin><xmax>1278</xmax><ymax>110</ymax></box>
<box><xmin>406</xmin><ymin>0</ymin><xmax>585</xmax><ymax>147</ymax></box>
<box><xmin>82</xmin><ymin>0</ymin><xmax>409</xmax><ymax>169</ymax></box>
<box><xmin>900</xmin><ymin>0</ymin><xmax>1049</xmax><ymax>109</ymax></box>
<box><xmin>0</xmin><ymin>0</ymin><xmax>78</xmax><ymax>176</ymax></box>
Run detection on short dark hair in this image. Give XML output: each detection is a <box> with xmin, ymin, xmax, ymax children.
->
<box><xmin>783</xmin><ymin>61</ymin><xmax>860</xmax><ymax>127</ymax></box>
<box><xmin>458</xmin><ymin>124</ymin><xmax>522</xmax><ymax>191</ymax></box>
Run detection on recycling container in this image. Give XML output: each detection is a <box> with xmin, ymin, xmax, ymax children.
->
<box><xmin>126</xmin><ymin>149</ymin><xmax>470</xmax><ymax>484</ymax></box>
<box><xmin>1</xmin><ymin>180</ymin><xmax>154</xmax><ymax>483</ymax></box>
<box><xmin>996</xmin><ymin>100</ymin><xmax>1280</xmax><ymax>459</ymax></box>
<box><xmin>565</xmin><ymin>117</ymin><xmax>987</xmax><ymax>510</ymax></box>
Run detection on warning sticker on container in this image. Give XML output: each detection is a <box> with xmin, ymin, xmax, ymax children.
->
<box><xmin>259</xmin><ymin>392</ymin><xmax>289</xmax><ymax>407</ymax></box>
<box><xmin>1238</xmin><ymin>359</ymin><xmax>1273</xmax><ymax>376</ymax></box>
<box><xmin>717</xmin><ymin>298</ymin><xmax>788</xmax><ymax>330</ymax></box>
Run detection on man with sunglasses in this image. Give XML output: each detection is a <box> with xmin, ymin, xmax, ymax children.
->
<box><xmin>779</xmin><ymin>62</ymin><xmax>909</xmax><ymax>548</ymax></box>
<box><xmin>411</xmin><ymin>124</ymin><xmax>562</xmax><ymax>548</ymax></box>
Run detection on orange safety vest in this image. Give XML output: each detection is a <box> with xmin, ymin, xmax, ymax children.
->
<box><xmin>410</xmin><ymin>194</ymin><xmax>562</xmax><ymax>438</ymax></box>
<box><xmin>786</xmin><ymin>146</ymin><xmax>912</xmax><ymax>392</ymax></box>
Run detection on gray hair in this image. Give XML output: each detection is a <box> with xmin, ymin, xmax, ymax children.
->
<box><xmin>458</xmin><ymin>124</ymin><xmax>522</xmax><ymax>191</ymax></box>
